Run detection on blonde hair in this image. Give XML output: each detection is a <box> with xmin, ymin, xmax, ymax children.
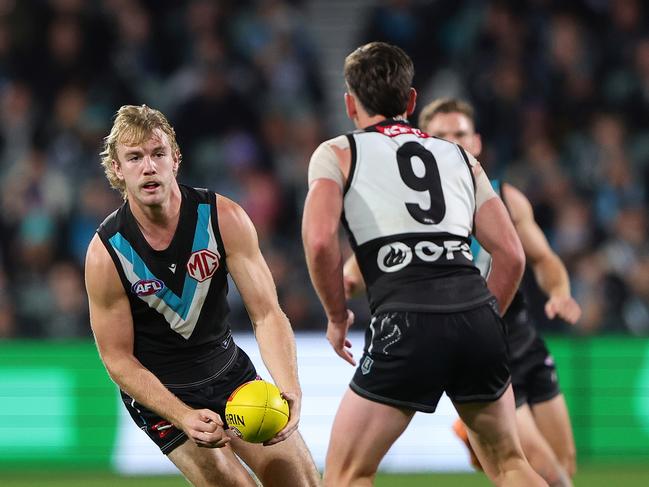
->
<box><xmin>418</xmin><ymin>97</ymin><xmax>476</xmax><ymax>132</ymax></box>
<box><xmin>100</xmin><ymin>105</ymin><xmax>182</xmax><ymax>199</ymax></box>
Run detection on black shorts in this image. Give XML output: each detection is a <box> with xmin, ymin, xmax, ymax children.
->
<box><xmin>121</xmin><ymin>345</ymin><xmax>257</xmax><ymax>454</ymax></box>
<box><xmin>511</xmin><ymin>335</ymin><xmax>561</xmax><ymax>408</ymax></box>
<box><xmin>350</xmin><ymin>302</ymin><xmax>511</xmax><ymax>413</ymax></box>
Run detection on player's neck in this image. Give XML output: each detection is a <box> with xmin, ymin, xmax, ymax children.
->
<box><xmin>129</xmin><ymin>184</ymin><xmax>182</xmax><ymax>244</ymax></box>
<box><xmin>355</xmin><ymin>112</ymin><xmax>408</xmax><ymax>130</ymax></box>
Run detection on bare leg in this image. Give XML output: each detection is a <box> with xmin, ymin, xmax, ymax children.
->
<box><xmin>454</xmin><ymin>385</ymin><xmax>547</xmax><ymax>487</ymax></box>
<box><xmin>532</xmin><ymin>394</ymin><xmax>577</xmax><ymax>477</ymax></box>
<box><xmin>232</xmin><ymin>430</ymin><xmax>321</xmax><ymax>487</ymax></box>
<box><xmin>324</xmin><ymin>388</ymin><xmax>414</xmax><ymax>487</ymax></box>
<box><xmin>168</xmin><ymin>439</ymin><xmax>258</xmax><ymax>487</ymax></box>
<box><xmin>516</xmin><ymin>404</ymin><xmax>571</xmax><ymax>486</ymax></box>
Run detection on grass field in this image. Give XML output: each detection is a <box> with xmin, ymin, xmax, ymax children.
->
<box><xmin>2</xmin><ymin>466</ymin><xmax>648</xmax><ymax>486</ymax></box>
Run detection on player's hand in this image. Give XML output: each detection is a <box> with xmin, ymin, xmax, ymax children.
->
<box><xmin>264</xmin><ymin>390</ymin><xmax>301</xmax><ymax>446</ymax></box>
<box><xmin>180</xmin><ymin>409</ymin><xmax>230</xmax><ymax>448</ymax></box>
<box><xmin>545</xmin><ymin>295</ymin><xmax>582</xmax><ymax>324</ymax></box>
<box><xmin>327</xmin><ymin>309</ymin><xmax>356</xmax><ymax>366</ymax></box>
<box><xmin>343</xmin><ymin>274</ymin><xmax>364</xmax><ymax>299</ymax></box>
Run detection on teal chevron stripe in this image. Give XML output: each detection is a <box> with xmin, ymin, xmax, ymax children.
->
<box><xmin>470</xmin><ymin>179</ymin><xmax>501</xmax><ymax>257</ymax></box>
<box><xmin>108</xmin><ymin>204</ymin><xmax>212</xmax><ymax>321</ymax></box>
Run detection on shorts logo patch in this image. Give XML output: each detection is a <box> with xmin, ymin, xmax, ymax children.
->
<box><xmin>151</xmin><ymin>420</ymin><xmax>174</xmax><ymax>439</ymax></box>
<box><xmin>378</xmin><ymin>323</ymin><xmax>402</xmax><ymax>354</ymax></box>
<box><xmin>132</xmin><ymin>278</ymin><xmax>164</xmax><ymax>296</ymax></box>
<box><xmin>361</xmin><ymin>356</ymin><xmax>374</xmax><ymax>375</ymax></box>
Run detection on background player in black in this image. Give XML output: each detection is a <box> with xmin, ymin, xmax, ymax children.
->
<box><xmin>418</xmin><ymin>98</ymin><xmax>581</xmax><ymax>485</ymax></box>
<box><xmin>303</xmin><ymin>42</ymin><xmax>546</xmax><ymax>487</ymax></box>
<box><xmin>85</xmin><ymin>105</ymin><xmax>320</xmax><ymax>487</ymax></box>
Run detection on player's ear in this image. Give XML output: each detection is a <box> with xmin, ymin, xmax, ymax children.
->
<box><xmin>112</xmin><ymin>159</ymin><xmax>124</xmax><ymax>180</ymax></box>
<box><xmin>344</xmin><ymin>92</ymin><xmax>357</xmax><ymax>121</ymax></box>
<box><xmin>406</xmin><ymin>88</ymin><xmax>417</xmax><ymax>116</ymax></box>
<box><xmin>473</xmin><ymin>133</ymin><xmax>483</xmax><ymax>158</ymax></box>
<box><xmin>172</xmin><ymin>150</ymin><xmax>180</xmax><ymax>175</ymax></box>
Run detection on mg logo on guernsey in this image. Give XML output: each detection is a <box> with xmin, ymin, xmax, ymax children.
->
<box><xmin>187</xmin><ymin>249</ymin><xmax>220</xmax><ymax>282</ymax></box>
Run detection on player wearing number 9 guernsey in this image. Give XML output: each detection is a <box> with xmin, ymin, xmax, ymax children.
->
<box><xmin>302</xmin><ymin>42</ymin><xmax>547</xmax><ymax>486</ymax></box>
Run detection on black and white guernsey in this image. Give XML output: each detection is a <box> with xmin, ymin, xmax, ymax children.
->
<box><xmin>343</xmin><ymin>119</ymin><xmax>492</xmax><ymax>314</ymax></box>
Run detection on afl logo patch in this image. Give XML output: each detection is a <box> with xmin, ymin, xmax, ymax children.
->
<box><xmin>132</xmin><ymin>278</ymin><xmax>164</xmax><ymax>296</ymax></box>
<box><xmin>187</xmin><ymin>249</ymin><xmax>220</xmax><ymax>282</ymax></box>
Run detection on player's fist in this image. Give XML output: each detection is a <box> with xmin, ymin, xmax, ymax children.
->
<box><xmin>181</xmin><ymin>409</ymin><xmax>230</xmax><ymax>448</ymax></box>
<box><xmin>264</xmin><ymin>390</ymin><xmax>301</xmax><ymax>446</ymax></box>
<box><xmin>545</xmin><ymin>296</ymin><xmax>582</xmax><ymax>324</ymax></box>
<box><xmin>343</xmin><ymin>274</ymin><xmax>364</xmax><ymax>299</ymax></box>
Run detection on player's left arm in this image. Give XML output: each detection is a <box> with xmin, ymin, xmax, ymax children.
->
<box><xmin>503</xmin><ymin>183</ymin><xmax>582</xmax><ymax>324</ymax></box>
<box><xmin>218</xmin><ymin>195</ymin><xmax>300</xmax><ymax>445</ymax></box>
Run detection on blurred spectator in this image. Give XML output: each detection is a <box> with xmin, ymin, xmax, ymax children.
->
<box><xmin>45</xmin><ymin>261</ymin><xmax>89</xmax><ymax>338</ymax></box>
<box><xmin>0</xmin><ymin>1</ymin><xmax>647</xmax><ymax>337</ymax></box>
<box><xmin>362</xmin><ymin>0</ymin><xmax>649</xmax><ymax>335</ymax></box>
<box><xmin>0</xmin><ymin>82</ymin><xmax>36</xmax><ymax>174</ymax></box>
<box><xmin>0</xmin><ymin>260</ymin><xmax>14</xmax><ymax>338</ymax></box>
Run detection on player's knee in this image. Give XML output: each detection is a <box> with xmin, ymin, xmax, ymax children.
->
<box><xmin>324</xmin><ymin>460</ymin><xmax>377</xmax><ymax>487</ymax></box>
<box><xmin>324</xmin><ymin>470</ymin><xmax>374</xmax><ymax>487</ymax></box>
<box><xmin>254</xmin><ymin>450</ymin><xmax>320</xmax><ymax>487</ymax></box>
<box><xmin>259</xmin><ymin>466</ymin><xmax>321</xmax><ymax>487</ymax></box>
<box><xmin>559</xmin><ymin>448</ymin><xmax>577</xmax><ymax>478</ymax></box>
<box><xmin>540</xmin><ymin>465</ymin><xmax>572</xmax><ymax>487</ymax></box>
<box><xmin>524</xmin><ymin>445</ymin><xmax>559</xmax><ymax>484</ymax></box>
<box><xmin>201</xmin><ymin>468</ymin><xmax>254</xmax><ymax>487</ymax></box>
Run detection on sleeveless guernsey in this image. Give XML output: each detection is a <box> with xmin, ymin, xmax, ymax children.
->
<box><xmin>343</xmin><ymin>119</ymin><xmax>492</xmax><ymax>314</ymax></box>
<box><xmin>97</xmin><ymin>185</ymin><xmax>236</xmax><ymax>388</ymax></box>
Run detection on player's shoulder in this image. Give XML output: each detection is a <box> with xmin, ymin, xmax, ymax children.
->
<box><xmin>98</xmin><ymin>204</ymin><xmax>125</xmax><ymax>235</ymax></box>
<box><xmin>318</xmin><ymin>135</ymin><xmax>350</xmax><ymax>151</ymax></box>
<box><xmin>214</xmin><ymin>194</ymin><xmax>258</xmax><ymax>253</ymax></box>
<box><xmin>85</xmin><ymin>234</ymin><xmax>116</xmax><ymax>279</ymax></box>
<box><xmin>214</xmin><ymin>194</ymin><xmax>254</xmax><ymax>234</ymax></box>
<box><xmin>179</xmin><ymin>183</ymin><xmax>214</xmax><ymax>204</ymax></box>
<box><xmin>501</xmin><ymin>182</ymin><xmax>533</xmax><ymax>217</ymax></box>
<box><xmin>86</xmin><ymin>232</ymin><xmax>108</xmax><ymax>256</ymax></box>
<box><xmin>501</xmin><ymin>182</ymin><xmax>531</xmax><ymax>205</ymax></box>
<box><xmin>310</xmin><ymin>135</ymin><xmax>351</xmax><ymax>175</ymax></box>
<box><xmin>423</xmin><ymin>137</ymin><xmax>473</xmax><ymax>169</ymax></box>
<box><xmin>85</xmin><ymin>233</ymin><xmax>126</xmax><ymax>301</ymax></box>
<box><xmin>214</xmin><ymin>193</ymin><xmax>239</xmax><ymax>214</ymax></box>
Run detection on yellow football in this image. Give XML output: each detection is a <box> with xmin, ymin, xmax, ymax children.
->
<box><xmin>225</xmin><ymin>380</ymin><xmax>289</xmax><ymax>443</ymax></box>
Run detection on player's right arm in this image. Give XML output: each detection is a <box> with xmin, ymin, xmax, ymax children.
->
<box><xmin>503</xmin><ymin>183</ymin><xmax>581</xmax><ymax>324</ymax></box>
<box><xmin>469</xmin><ymin>159</ymin><xmax>525</xmax><ymax>314</ymax></box>
<box><xmin>302</xmin><ymin>136</ymin><xmax>356</xmax><ymax>365</ymax></box>
<box><xmin>84</xmin><ymin>235</ymin><xmax>229</xmax><ymax>448</ymax></box>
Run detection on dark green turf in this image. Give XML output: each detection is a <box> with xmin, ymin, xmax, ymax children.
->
<box><xmin>2</xmin><ymin>466</ymin><xmax>648</xmax><ymax>486</ymax></box>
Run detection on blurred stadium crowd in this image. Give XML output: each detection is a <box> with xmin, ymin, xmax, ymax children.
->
<box><xmin>0</xmin><ymin>0</ymin><xmax>647</xmax><ymax>339</ymax></box>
